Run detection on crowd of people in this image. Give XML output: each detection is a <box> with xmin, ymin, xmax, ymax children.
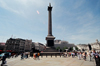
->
<box><xmin>21</xmin><ymin>52</ymin><xmax>29</xmax><ymax>60</ymax></box>
<box><xmin>20</xmin><ymin>52</ymin><xmax>40</xmax><ymax>60</ymax></box>
<box><xmin>62</xmin><ymin>51</ymin><xmax>100</xmax><ymax>66</ymax></box>
<box><xmin>33</xmin><ymin>52</ymin><xmax>40</xmax><ymax>60</ymax></box>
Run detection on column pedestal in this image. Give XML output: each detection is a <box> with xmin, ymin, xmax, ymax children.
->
<box><xmin>46</xmin><ymin>36</ymin><xmax>55</xmax><ymax>46</ymax></box>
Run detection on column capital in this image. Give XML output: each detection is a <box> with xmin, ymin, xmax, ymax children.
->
<box><xmin>48</xmin><ymin>3</ymin><xmax>52</xmax><ymax>11</ymax></box>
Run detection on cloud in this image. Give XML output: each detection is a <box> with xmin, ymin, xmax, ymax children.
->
<box><xmin>37</xmin><ymin>10</ymin><xmax>39</xmax><ymax>14</ymax></box>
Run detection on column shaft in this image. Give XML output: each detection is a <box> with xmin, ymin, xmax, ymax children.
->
<box><xmin>48</xmin><ymin>10</ymin><xmax>52</xmax><ymax>36</ymax></box>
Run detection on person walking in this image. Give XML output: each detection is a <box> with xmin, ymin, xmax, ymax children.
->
<box><xmin>82</xmin><ymin>52</ymin><xmax>86</xmax><ymax>61</ymax></box>
<box><xmin>1</xmin><ymin>54</ymin><xmax>7</xmax><ymax>66</ymax></box>
<box><xmin>21</xmin><ymin>53</ymin><xmax>24</xmax><ymax>60</ymax></box>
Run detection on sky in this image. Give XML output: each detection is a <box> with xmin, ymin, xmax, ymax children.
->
<box><xmin>0</xmin><ymin>0</ymin><xmax>100</xmax><ymax>45</ymax></box>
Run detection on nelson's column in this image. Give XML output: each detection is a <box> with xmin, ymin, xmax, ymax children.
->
<box><xmin>46</xmin><ymin>3</ymin><xmax>55</xmax><ymax>47</ymax></box>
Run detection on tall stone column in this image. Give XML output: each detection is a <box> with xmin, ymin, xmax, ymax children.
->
<box><xmin>48</xmin><ymin>3</ymin><xmax>52</xmax><ymax>36</ymax></box>
<box><xmin>46</xmin><ymin>3</ymin><xmax>55</xmax><ymax>47</ymax></box>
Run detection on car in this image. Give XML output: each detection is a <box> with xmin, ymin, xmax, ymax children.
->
<box><xmin>0</xmin><ymin>52</ymin><xmax>11</xmax><ymax>59</ymax></box>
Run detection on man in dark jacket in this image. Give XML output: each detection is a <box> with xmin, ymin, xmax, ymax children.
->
<box><xmin>95</xmin><ymin>55</ymin><xmax>100</xmax><ymax>66</ymax></box>
<box><xmin>1</xmin><ymin>54</ymin><xmax>7</xmax><ymax>66</ymax></box>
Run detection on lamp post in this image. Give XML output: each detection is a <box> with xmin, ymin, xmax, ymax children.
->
<box><xmin>88</xmin><ymin>44</ymin><xmax>91</xmax><ymax>61</ymax></box>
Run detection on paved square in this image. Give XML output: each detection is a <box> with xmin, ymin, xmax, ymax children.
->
<box><xmin>0</xmin><ymin>56</ymin><xmax>96</xmax><ymax>66</ymax></box>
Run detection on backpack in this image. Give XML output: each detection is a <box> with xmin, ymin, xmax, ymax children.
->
<box><xmin>36</xmin><ymin>53</ymin><xmax>38</xmax><ymax>57</ymax></box>
<box><xmin>38</xmin><ymin>53</ymin><xmax>40</xmax><ymax>56</ymax></box>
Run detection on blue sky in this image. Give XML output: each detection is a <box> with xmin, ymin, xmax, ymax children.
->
<box><xmin>0</xmin><ymin>0</ymin><xmax>100</xmax><ymax>45</ymax></box>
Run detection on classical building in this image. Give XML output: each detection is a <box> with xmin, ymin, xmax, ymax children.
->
<box><xmin>76</xmin><ymin>39</ymin><xmax>100</xmax><ymax>51</ymax></box>
<box><xmin>6</xmin><ymin>38</ymin><xmax>32</xmax><ymax>52</ymax></box>
<box><xmin>91</xmin><ymin>39</ymin><xmax>100</xmax><ymax>51</ymax></box>
<box><xmin>76</xmin><ymin>44</ymin><xmax>89</xmax><ymax>51</ymax></box>
<box><xmin>54</xmin><ymin>40</ymin><xmax>76</xmax><ymax>50</ymax></box>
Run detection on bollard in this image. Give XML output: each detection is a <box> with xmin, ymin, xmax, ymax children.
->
<box><xmin>41</xmin><ymin>55</ymin><xmax>42</xmax><ymax>58</ymax></box>
<box><xmin>46</xmin><ymin>54</ymin><xmax>47</xmax><ymax>58</ymax></box>
<box><xmin>55</xmin><ymin>54</ymin><xmax>57</xmax><ymax>57</ymax></box>
<box><xmin>60</xmin><ymin>55</ymin><xmax>61</xmax><ymax>57</ymax></box>
<box><xmin>51</xmin><ymin>54</ymin><xmax>52</xmax><ymax>58</ymax></box>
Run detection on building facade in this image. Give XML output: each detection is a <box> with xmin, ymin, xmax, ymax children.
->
<box><xmin>24</xmin><ymin>40</ymin><xmax>32</xmax><ymax>52</ymax></box>
<box><xmin>91</xmin><ymin>39</ymin><xmax>100</xmax><ymax>51</ymax></box>
<box><xmin>76</xmin><ymin>39</ymin><xmax>100</xmax><ymax>51</ymax></box>
<box><xmin>54</xmin><ymin>40</ymin><xmax>76</xmax><ymax>50</ymax></box>
<box><xmin>0</xmin><ymin>43</ymin><xmax>6</xmax><ymax>50</ymax></box>
<box><xmin>76</xmin><ymin>44</ymin><xmax>89</xmax><ymax>51</ymax></box>
<box><xmin>33</xmin><ymin>42</ymin><xmax>45</xmax><ymax>51</ymax></box>
<box><xmin>6</xmin><ymin>38</ymin><xmax>32</xmax><ymax>53</ymax></box>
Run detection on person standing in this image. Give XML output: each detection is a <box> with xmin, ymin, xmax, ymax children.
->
<box><xmin>37</xmin><ymin>52</ymin><xmax>40</xmax><ymax>60</ymax></box>
<box><xmin>71</xmin><ymin>52</ymin><xmax>73</xmax><ymax>58</ymax></box>
<box><xmin>73</xmin><ymin>52</ymin><xmax>75</xmax><ymax>58</ymax></box>
<box><xmin>85</xmin><ymin>52</ymin><xmax>87</xmax><ymax>59</ymax></box>
<box><xmin>98</xmin><ymin>52</ymin><xmax>100</xmax><ymax>57</ymax></box>
<box><xmin>33</xmin><ymin>53</ymin><xmax>36</xmax><ymax>60</ymax></box>
<box><xmin>94</xmin><ymin>55</ymin><xmax>100</xmax><ymax>66</ymax></box>
<box><xmin>9</xmin><ymin>53</ymin><xmax>11</xmax><ymax>58</ymax></box>
<box><xmin>89</xmin><ymin>52</ymin><xmax>92</xmax><ymax>61</ymax></box>
<box><xmin>68</xmin><ymin>52</ymin><xmax>70</xmax><ymax>57</ymax></box>
<box><xmin>26</xmin><ymin>54</ymin><xmax>28</xmax><ymax>58</ymax></box>
<box><xmin>77</xmin><ymin>52</ymin><xmax>81</xmax><ymax>60</ymax></box>
<box><xmin>91</xmin><ymin>52</ymin><xmax>94</xmax><ymax>59</ymax></box>
<box><xmin>77</xmin><ymin>52</ymin><xmax>80</xmax><ymax>59</ymax></box>
<box><xmin>65</xmin><ymin>52</ymin><xmax>67</xmax><ymax>57</ymax></box>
